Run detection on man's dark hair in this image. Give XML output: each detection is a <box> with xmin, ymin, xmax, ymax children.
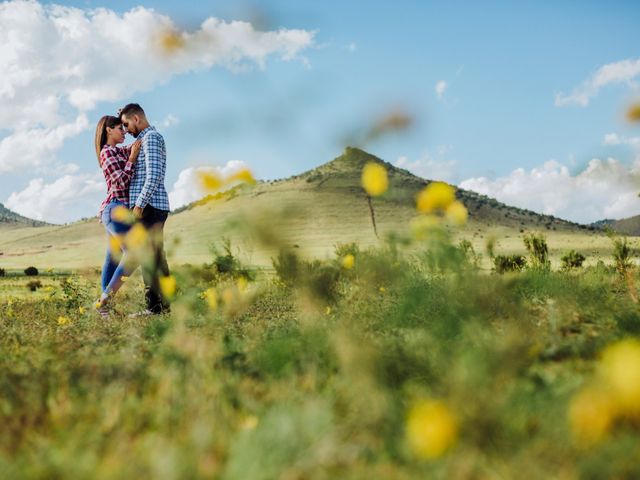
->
<box><xmin>119</xmin><ymin>103</ymin><xmax>145</xmax><ymax>119</ymax></box>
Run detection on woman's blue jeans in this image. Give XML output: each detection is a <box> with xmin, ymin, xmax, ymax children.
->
<box><xmin>101</xmin><ymin>200</ymin><xmax>132</xmax><ymax>294</ymax></box>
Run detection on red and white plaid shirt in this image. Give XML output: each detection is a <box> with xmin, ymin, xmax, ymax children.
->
<box><xmin>98</xmin><ymin>144</ymin><xmax>135</xmax><ymax>219</ymax></box>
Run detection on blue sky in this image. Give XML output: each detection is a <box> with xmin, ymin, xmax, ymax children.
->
<box><xmin>2</xmin><ymin>0</ymin><xmax>640</xmax><ymax>223</ymax></box>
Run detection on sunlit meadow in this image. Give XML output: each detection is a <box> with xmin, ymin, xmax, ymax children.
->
<box><xmin>2</xmin><ymin>157</ymin><xmax>640</xmax><ymax>479</ymax></box>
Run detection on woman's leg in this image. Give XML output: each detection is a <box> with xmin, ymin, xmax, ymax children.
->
<box><xmin>101</xmin><ymin>243</ymin><xmax>118</xmax><ymax>292</ymax></box>
<box><xmin>98</xmin><ymin>202</ymin><xmax>133</xmax><ymax>305</ymax></box>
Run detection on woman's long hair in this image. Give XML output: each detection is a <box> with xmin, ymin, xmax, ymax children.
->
<box><xmin>94</xmin><ymin>115</ymin><xmax>122</xmax><ymax>166</ymax></box>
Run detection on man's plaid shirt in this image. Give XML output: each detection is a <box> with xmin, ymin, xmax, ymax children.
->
<box><xmin>98</xmin><ymin>144</ymin><xmax>135</xmax><ymax>218</ymax></box>
<box><xmin>129</xmin><ymin>126</ymin><xmax>170</xmax><ymax>211</ymax></box>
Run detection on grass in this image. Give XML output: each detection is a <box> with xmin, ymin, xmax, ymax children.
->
<box><xmin>1</xmin><ymin>225</ymin><xmax>640</xmax><ymax>478</ymax></box>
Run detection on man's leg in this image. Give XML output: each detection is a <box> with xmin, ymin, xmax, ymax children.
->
<box><xmin>141</xmin><ymin>206</ymin><xmax>170</xmax><ymax>313</ymax></box>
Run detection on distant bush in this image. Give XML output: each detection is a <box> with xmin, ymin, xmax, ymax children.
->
<box><xmin>523</xmin><ymin>233</ymin><xmax>550</xmax><ymax>271</ymax></box>
<box><xmin>272</xmin><ymin>249</ymin><xmax>299</xmax><ymax>287</ymax></box>
<box><xmin>493</xmin><ymin>255</ymin><xmax>526</xmax><ymax>274</ymax></box>
<box><xmin>26</xmin><ymin>280</ymin><xmax>42</xmax><ymax>291</ymax></box>
<box><xmin>24</xmin><ymin>266</ymin><xmax>39</xmax><ymax>276</ymax></box>
<box><xmin>334</xmin><ymin>242</ymin><xmax>359</xmax><ymax>259</ymax></box>
<box><xmin>0</xmin><ymin>268</ymin><xmax>5</xmax><ymax>277</ymax></box>
<box><xmin>208</xmin><ymin>239</ymin><xmax>253</xmax><ymax>280</ymax></box>
<box><xmin>611</xmin><ymin>235</ymin><xmax>634</xmax><ymax>276</ymax></box>
<box><xmin>561</xmin><ymin>250</ymin><xmax>585</xmax><ymax>270</ymax></box>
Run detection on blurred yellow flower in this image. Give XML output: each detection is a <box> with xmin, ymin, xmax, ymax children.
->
<box><xmin>46</xmin><ymin>267</ymin><xmax>54</xmax><ymax>274</ymax></box>
<box><xmin>240</xmin><ymin>415</ymin><xmax>259</xmax><ymax>430</ymax></box>
<box><xmin>158</xmin><ymin>29</ymin><xmax>185</xmax><ymax>53</ymax></box>
<box><xmin>204</xmin><ymin>288</ymin><xmax>218</xmax><ymax>311</ymax></box>
<box><xmin>342</xmin><ymin>254</ymin><xmax>355</xmax><ymax>270</ymax></box>
<box><xmin>159</xmin><ymin>275</ymin><xmax>177</xmax><ymax>299</ymax></box>
<box><xmin>409</xmin><ymin>215</ymin><xmax>440</xmax><ymax>240</ymax></box>
<box><xmin>325</xmin><ymin>306</ymin><xmax>332</xmax><ymax>315</ymax></box>
<box><xmin>569</xmin><ymin>387</ymin><xmax>614</xmax><ymax>446</ymax></box>
<box><xmin>222</xmin><ymin>288</ymin><xmax>234</xmax><ymax>305</ymax></box>
<box><xmin>57</xmin><ymin>316</ymin><xmax>70</xmax><ymax>326</ymax></box>
<box><xmin>7</xmin><ymin>299</ymin><xmax>13</xmax><ymax>306</ymax></box>
<box><xmin>416</xmin><ymin>182</ymin><xmax>455</xmax><ymax>213</ymax></box>
<box><xmin>361</xmin><ymin>162</ymin><xmax>388</xmax><ymax>196</ymax></box>
<box><xmin>379</xmin><ymin>286</ymin><xmax>386</xmax><ymax>293</ymax></box>
<box><xmin>229</xmin><ymin>168</ymin><xmax>256</xmax><ymax>185</ymax></box>
<box><xmin>445</xmin><ymin>200</ymin><xmax>468</xmax><ymax>226</ymax></box>
<box><xmin>237</xmin><ymin>277</ymin><xmax>248</xmax><ymax>292</ymax></box>
<box><xmin>125</xmin><ymin>224</ymin><xmax>148</xmax><ymax>249</ymax></box>
<box><xmin>109</xmin><ymin>235</ymin><xmax>123</xmax><ymax>255</ymax></box>
<box><xmin>406</xmin><ymin>399</ymin><xmax>458</xmax><ymax>459</ymax></box>
<box><xmin>112</xmin><ymin>206</ymin><xmax>136</xmax><ymax>224</ymax></box>
<box><xmin>198</xmin><ymin>171</ymin><xmax>223</xmax><ymax>192</ymax></box>
<box><xmin>599</xmin><ymin>339</ymin><xmax>640</xmax><ymax>415</ymax></box>
<box><xmin>78</xmin><ymin>306</ymin><xmax>86</xmax><ymax>315</ymax></box>
<box><xmin>627</xmin><ymin>103</ymin><xmax>640</xmax><ymax>122</ymax></box>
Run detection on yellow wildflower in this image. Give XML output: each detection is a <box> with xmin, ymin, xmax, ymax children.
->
<box><xmin>46</xmin><ymin>267</ymin><xmax>54</xmax><ymax>274</ymax></box>
<box><xmin>125</xmin><ymin>224</ymin><xmax>148</xmax><ymax>249</ymax></box>
<box><xmin>342</xmin><ymin>254</ymin><xmax>355</xmax><ymax>270</ymax></box>
<box><xmin>204</xmin><ymin>288</ymin><xmax>218</xmax><ymax>311</ymax></box>
<box><xmin>416</xmin><ymin>182</ymin><xmax>455</xmax><ymax>213</ymax></box>
<box><xmin>57</xmin><ymin>316</ymin><xmax>70</xmax><ymax>326</ymax></box>
<box><xmin>569</xmin><ymin>387</ymin><xmax>614</xmax><ymax>446</ymax></box>
<box><xmin>406</xmin><ymin>399</ymin><xmax>458</xmax><ymax>459</ymax></box>
<box><xmin>111</xmin><ymin>206</ymin><xmax>136</xmax><ymax>224</ymax></box>
<box><xmin>325</xmin><ymin>306</ymin><xmax>332</xmax><ymax>315</ymax></box>
<box><xmin>78</xmin><ymin>306</ymin><xmax>86</xmax><ymax>315</ymax></box>
<box><xmin>7</xmin><ymin>298</ymin><xmax>13</xmax><ymax>306</ymax></box>
<box><xmin>379</xmin><ymin>286</ymin><xmax>386</xmax><ymax>293</ymax></box>
<box><xmin>445</xmin><ymin>200</ymin><xmax>468</xmax><ymax>226</ymax></box>
<box><xmin>237</xmin><ymin>276</ymin><xmax>248</xmax><ymax>292</ymax></box>
<box><xmin>159</xmin><ymin>275</ymin><xmax>177</xmax><ymax>299</ymax></box>
<box><xmin>627</xmin><ymin>103</ymin><xmax>640</xmax><ymax>122</ymax></box>
<box><xmin>229</xmin><ymin>168</ymin><xmax>256</xmax><ymax>185</ymax></box>
<box><xmin>158</xmin><ymin>29</ymin><xmax>185</xmax><ymax>53</ymax></box>
<box><xmin>599</xmin><ymin>339</ymin><xmax>640</xmax><ymax>416</ymax></box>
<box><xmin>361</xmin><ymin>162</ymin><xmax>388</xmax><ymax>196</ymax></box>
<box><xmin>198</xmin><ymin>171</ymin><xmax>223</xmax><ymax>192</ymax></box>
<box><xmin>240</xmin><ymin>415</ymin><xmax>259</xmax><ymax>430</ymax></box>
<box><xmin>222</xmin><ymin>288</ymin><xmax>234</xmax><ymax>305</ymax></box>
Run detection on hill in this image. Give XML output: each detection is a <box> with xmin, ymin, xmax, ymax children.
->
<box><xmin>0</xmin><ymin>203</ymin><xmax>48</xmax><ymax>227</ymax></box>
<box><xmin>593</xmin><ymin>215</ymin><xmax>640</xmax><ymax>236</ymax></box>
<box><xmin>0</xmin><ymin>147</ymin><xmax>615</xmax><ymax>270</ymax></box>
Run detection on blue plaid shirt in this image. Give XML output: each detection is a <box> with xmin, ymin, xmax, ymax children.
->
<box><xmin>129</xmin><ymin>126</ymin><xmax>170</xmax><ymax>211</ymax></box>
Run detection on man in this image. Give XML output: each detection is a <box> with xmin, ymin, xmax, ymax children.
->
<box><xmin>119</xmin><ymin>103</ymin><xmax>171</xmax><ymax>315</ymax></box>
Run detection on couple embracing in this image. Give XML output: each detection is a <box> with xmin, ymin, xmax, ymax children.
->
<box><xmin>94</xmin><ymin>103</ymin><xmax>171</xmax><ymax>318</ymax></box>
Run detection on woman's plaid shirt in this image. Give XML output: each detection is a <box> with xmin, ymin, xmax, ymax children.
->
<box><xmin>98</xmin><ymin>144</ymin><xmax>135</xmax><ymax>218</ymax></box>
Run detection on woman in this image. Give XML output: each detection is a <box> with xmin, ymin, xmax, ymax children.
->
<box><xmin>94</xmin><ymin>115</ymin><xmax>141</xmax><ymax>317</ymax></box>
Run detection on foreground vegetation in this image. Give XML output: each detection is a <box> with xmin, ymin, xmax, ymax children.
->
<box><xmin>2</xmin><ymin>229</ymin><xmax>640</xmax><ymax>479</ymax></box>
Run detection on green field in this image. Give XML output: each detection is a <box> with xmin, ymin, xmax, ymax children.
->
<box><xmin>2</xmin><ymin>228</ymin><xmax>640</xmax><ymax>478</ymax></box>
<box><xmin>2</xmin><ymin>148</ymin><xmax>640</xmax><ymax>478</ymax></box>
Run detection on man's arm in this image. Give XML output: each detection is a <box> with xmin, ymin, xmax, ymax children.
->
<box><xmin>135</xmin><ymin>132</ymin><xmax>166</xmax><ymax>210</ymax></box>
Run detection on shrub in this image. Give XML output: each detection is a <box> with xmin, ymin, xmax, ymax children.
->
<box><xmin>561</xmin><ymin>250</ymin><xmax>585</xmax><ymax>270</ymax></box>
<box><xmin>493</xmin><ymin>254</ymin><xmax>526</xmax><ymax>274</ymax></box>
<box><xmin>523</xmin><ymin>233</ymin><xmax>550</xmax><ymax>271</ymax></box>
<box><xmin>24</xmin><ymin>266</ymin><xmax>39</xmax><ymax>276</ymax></box>
<box><xmin>26</xmin><ymin>280</ymin><xmax>42</xmax><ymax>292</ymax></box>
<box><xmin>611</xmin><ymin>235</ymin><xmax>634</xmax><ymax>276</ymax></box>
<box><xmin>272</xmin><ymin>249</ymin><xmax>300</xmax><ymax>287</ymax></box>
<box><xmin>0</xmin><ymin>268</ymin><xmax>5</xmax><ymax>277</ymax></box>
<box><xmin>209</xmin><ymin>239</ymin><xmax>253</xmax><ymax>280</ymax></box>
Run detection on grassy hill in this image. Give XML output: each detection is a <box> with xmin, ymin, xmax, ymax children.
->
<box><xmin>593</xmin><ymin>215</ymin><xmax>640</xmax><ymax>236</ymax></box>
<box><xmin>0</xmin><ymin>203</ymin><xmax>48</xmax><ymax>227</ymax></box>
<box><xmin>0</xmin><ymin>147</ymin><xmax>622</xmax><ymax>271</ymax></box>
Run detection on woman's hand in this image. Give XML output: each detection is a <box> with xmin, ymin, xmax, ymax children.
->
<box><xmin>129</xmin><ymin>140</ymin><xmax>142</xmax><ymax>163</ymax></box>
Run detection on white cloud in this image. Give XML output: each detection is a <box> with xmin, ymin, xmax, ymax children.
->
<box><xmin>0</xmin><ymin>114</ymin><xmax>89</xmax><ymax>173</ymax></box>
<box><xmin>168</xmin><ymin>160</ymin><xmax>249</xmax><ymax>208</ymax></box>
<box><xmin>158</xmin><ymin>114</ymin><xmax>180</xmax><ymax>129</ymax></box>
<box><xmin>604</xmin><ymin>132</ymin><xmax>640</xmax><ymax>147</ymax></box>
<box><xmin>459</xmin><ymin>157</ymin><xmax>640</xmax><ymax>223</ymax></box>
<box><xmin>435</xmin><ymin>80</ymin><xmax>448</xmax><ymax>100</ymax></box>
<box><xmin>346</xmin><ymin>42</ymin><xmax>357</xmax><ymax>53</ymax></box>
<box><xmin>555</xmin><ymin>58</ymin><xmax>640</xmax><ymax>107</ymax></box>
<box><xmin>395</xmin><ymin>148</ymin><xmax>457</xmax><ymax>183</ymax></box>
<box><xmin>5</xmin><ymin>173</ymin><xmax>104</xmax><ymax>223</ymax></box>
<box><xmin>0</xmin><ymin>1</ymin><xmax>315</xmax><ymax>171</ymax></box>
